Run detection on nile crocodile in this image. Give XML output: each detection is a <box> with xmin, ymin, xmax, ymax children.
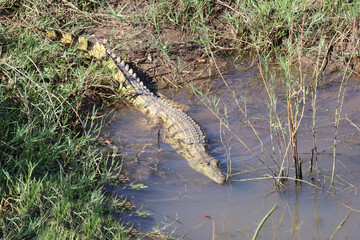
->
<box><xmin>43</xmin><ymin>30</ymin><xmax>226</xmax><ymax>184</ymax></box>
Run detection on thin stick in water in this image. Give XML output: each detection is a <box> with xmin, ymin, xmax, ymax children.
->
<box><xmin>252</xmin><ymin>204</ymin><xmax>278</xmax><ymax>240</ymax></box>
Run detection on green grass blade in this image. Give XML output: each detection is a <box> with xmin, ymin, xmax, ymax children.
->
<box><xmin>252</xmin><ymin>204</ymin><xmax>278</xmax><ymax>240</ymax></box>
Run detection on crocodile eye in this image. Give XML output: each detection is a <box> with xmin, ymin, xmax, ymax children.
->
<box><xmin>199</xmin><ymin>161</ymin><xmax>210</xmax><ymax>166</ymax></box>
<box><xmin>210</xmin><ymin>160</ymin><xmax>219</xmax><ymax>167</ymax></box>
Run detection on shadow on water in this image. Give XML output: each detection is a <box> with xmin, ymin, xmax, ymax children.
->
<box><xmin>101</xmin><ymin>62</ymin><xmax>360</xmax><ymax>239</ymax></box>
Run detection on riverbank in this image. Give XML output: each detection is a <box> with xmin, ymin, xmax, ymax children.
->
<box><xmin>1</xmin><ymin>0</ymin><xmax>360</xmax><ymax>239</ymax></box>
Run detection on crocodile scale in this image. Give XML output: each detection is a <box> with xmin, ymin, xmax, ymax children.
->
<box><xmin>42</xmin><ymin>30</ymin><xmax>226</xmax><ymax>184</ymax></box>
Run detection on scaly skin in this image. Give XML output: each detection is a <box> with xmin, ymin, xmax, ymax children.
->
<box><xmin>43</xmin><ymin>30</ymin><xmax>226</xmax><ymax>184</ymax></box>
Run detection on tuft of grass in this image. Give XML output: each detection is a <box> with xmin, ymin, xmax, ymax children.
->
<box><xmin>224</xmin><ymin>0</ymin><xmax>360</xmax><ymax>53</ymax></box>
<box><xmin>142</xmin><ymin>0</ymin><xmax>216</xmax><ymax>32</ymax></box>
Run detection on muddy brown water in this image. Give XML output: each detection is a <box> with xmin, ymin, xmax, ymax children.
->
<box><xmin>102</xmin><ymin>63</ymin><xmax>360</xmax><ymax>239</ymax></box>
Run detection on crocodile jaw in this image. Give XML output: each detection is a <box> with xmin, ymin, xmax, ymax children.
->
<box><xmin>188</xmin><ymin>157</ymin><xmax>226</xmax><ymax>184</ymax></box>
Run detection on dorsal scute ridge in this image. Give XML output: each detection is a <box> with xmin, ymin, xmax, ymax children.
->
<box><xmin>160</xmin><ymin>97</ymin><xmax>204</xmax><ymax>137</ymax></box>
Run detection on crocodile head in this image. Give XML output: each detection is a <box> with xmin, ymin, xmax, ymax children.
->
<box><xmin>188</xmin><ymin>157</ymin><xmax>226</xmax><ymax>184</ymax></box>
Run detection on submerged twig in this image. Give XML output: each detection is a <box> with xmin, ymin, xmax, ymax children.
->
<box><xmin>177</xmin><ymin>217</ymin><xmax>211</xmax><ymax>240</ymax></box>
<box><xmin>328</xmin><ymin>209</ymin><xmax>352</xmax><ymax>240</ymax></box>
<box><xmin>331</xmin><ymin>66</ymin><xmax>351</xmax><ymax>186</ymax></box>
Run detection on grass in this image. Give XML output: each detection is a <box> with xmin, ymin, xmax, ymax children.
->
<box><xmin>0</xmin><ymin>23</ymin><xmax>130</xmax><ymax>240</ymax></box>
<box><xmin>1</xmin><ymin>0</ymin><xmax>360</xmax><ymax>239</ymax></box>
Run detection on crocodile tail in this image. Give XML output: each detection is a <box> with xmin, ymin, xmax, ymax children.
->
<box><xmin>39</xmin><ymin>29</ymin><xmax>133</xmax><ymax>89</ymax></box>
<box><xmin>41</xmin><ymin>30</ymin><xmax>104</xmax><ymax>58</ymax></box>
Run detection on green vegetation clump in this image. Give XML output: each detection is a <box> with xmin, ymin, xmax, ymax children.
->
<box><xmin>141</xmin><ymin>0</ymin><xmax>360</xmax><ymax>56</ymax></box>
<box><xmin>0</xmin><ymin>27</ymin><xmax>128</xmax><ymax>239</ymax></box>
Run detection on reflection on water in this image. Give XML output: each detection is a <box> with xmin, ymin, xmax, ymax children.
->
<box><xmin>102</xmin><ymin>63</ymin><xmax>360</xmax><ymax>239</ymax></box>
